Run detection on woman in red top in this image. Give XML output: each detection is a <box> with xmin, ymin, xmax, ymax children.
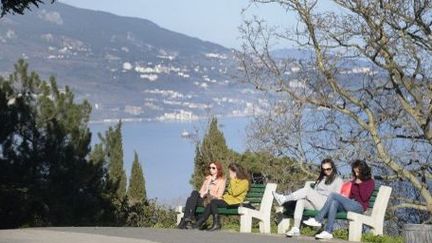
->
<box><xmin>303</xmin><ymin>160</ymin><xmax>375</xmax><ymax>240</ymax></box>
<box><xmin>177</xmin><ymin>161</ymin><xmax>226</xmax><ymax>229</ymax></box>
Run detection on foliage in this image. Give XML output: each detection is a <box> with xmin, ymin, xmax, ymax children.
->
<box><xmin>361</xmin><ymin>233</ymin><xmax>404</xmax><ymax>243</ymax></box>
<box><xmin>0</xmin><ymin>59</ymin><xmax>108</xmax><ymax>228</ymax></box>
<box><xmin>300</xmin><ymin>226</ymin><xmax>319</xmax><ymax>236</ymax></box>
<box><xmin>98</xmin><ymin>122</ymin><xmax>127</xmax><ymax>203</ymax></box>
<box><xmin>190</xmin><ymin>117</ymin><xmax>234</xmax><ymax>189</ymax></box>
<box><xmin>236</xmin><ymin>151</ymin><xmax>313</xmax><ymax>191</ymax></box>
<box><xmin>0</xmin><ymin>60</ymin><xmax>177</xmax><ymax>229</ymax></box>
<box><xmin>127</xmin><ymin>151</ymin><xmax>147</xmax><ymax>205</ymax></box>
<box><xmin>333</xmin><ymin>228</ymin><xmax>349</xmax><ymax>240</ymax></box>
<box><xmin>1</xmin><ymin>0</ymin><xmax>55</xmax><ymax>17</ymax></box>
<box><xmin>124</xmin><ymin>199</ymin><xmax>176</xmax><ymax>228</ymax></box>
<box><xmin>191</xmin><ymin>117</ymin><xmax>311</xmax><ymax>192</ymax></box>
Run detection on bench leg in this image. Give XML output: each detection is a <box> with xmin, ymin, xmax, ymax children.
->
<box><xmin>277</xmin><ymin>218</ymin><xmax>290</xmax><ymax>234</ymax></box>
<box><xmin>348</xmin><ymin>220</ymin><xmax>362</xmax><ymax>242</ymax></box>
<box><xmin>240</xmin><ymin>214</ymin><xmax>252</xmax><ymax>233</ymax></box>
<box><xmin>259</xmin><ymin>219</ymin><xmax>271</xmax><ymax>234</ymax></box>
<box><xmin>371</xmin><ymin>222</ymin><xmax>383</xmax><ymax>236</ymax></box>
<box><xmin>176</xmin><ymin>206</ymin><xmax>184</xmax><ymax>225</ymax></box>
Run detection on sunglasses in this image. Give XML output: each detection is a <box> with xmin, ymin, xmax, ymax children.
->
<box><xmin>322</xmin><ymin>167</ymin><xmax>333</xmax><ymax>171</ymax></box>
<box><xmin>209</xmin><ymin>166</ymin><xmax>217</xmax><ymax>170</ymax></box>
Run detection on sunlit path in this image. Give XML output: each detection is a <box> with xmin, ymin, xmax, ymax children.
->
<box><xmin>0</xmin><ymin>227</ymin><xmax>350</xmax><ymax>243</ymax></box>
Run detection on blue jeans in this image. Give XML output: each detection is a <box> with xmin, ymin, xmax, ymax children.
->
<box><xmin>314</xmin><ymin>192</ymin><xmax>363</xmax><ymax>233</ymax></box>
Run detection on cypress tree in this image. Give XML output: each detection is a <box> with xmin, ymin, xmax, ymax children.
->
<box><xmin>104</xmin><ymin>122</ymin><xmax>127</xmax><ymax>202</ymax></box>
<box><xmin>191</xmin><ymin>117</ymin><xmax>231</xmax><ymax>189</ymax></box>
<box><xmin>127</xmin><ymin>151</ymin><xmax>146</xmax><ymax>205</ymax></box>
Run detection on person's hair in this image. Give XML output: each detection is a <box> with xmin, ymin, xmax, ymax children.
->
<box><xmin>228</xmin><ymin>163</ymin><xmax>250</xmax><ymax>181</ymax></box>
<box><xmin>316</xmin><ymin>158</ymin><xmax>339</xmax><ymax>185</ymax></box>
<box><xmin>207</xmin><ymin>161</ymin><xmax>224</xmax><ymax>178</ymax></box>
<box><xmin>351</xmin><ymin>159</ymin><xmax>372</xmax><ymax>181</ymax></box>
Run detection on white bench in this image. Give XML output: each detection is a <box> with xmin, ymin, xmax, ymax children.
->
<box><xmin>176</xmin><ymin>183</ymin><xmax>277</xmax><ymax>233</ymax></box>
<box><xmin>276</xmin><ymin>181</ymin><xmax>392</xmax><ymax>242</ymax></box>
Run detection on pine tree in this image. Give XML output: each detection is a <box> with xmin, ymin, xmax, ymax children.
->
<box><xmin>127</xmin><ymin>151</ymin><xmax>146</xmax><ymax>205</ymax></box>
<box><xmin>191</xmin><ymin>117</ymin><xmax>231</xmax><ymax>189</ymax></box>
<box><xmin>0</xmin><ymin>59</ymin><xmax>107</xmax><ymax>227</ymax></box>
<box><xmin>1</xmin><ymin>0</ymin><xmax>56</xmax><ymax>17</ymax></box>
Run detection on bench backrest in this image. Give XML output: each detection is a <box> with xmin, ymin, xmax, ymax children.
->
<box><xmin>369</xmin><ymin>185</ymin><xmax>392</xmax><ymax>218</ymax></box>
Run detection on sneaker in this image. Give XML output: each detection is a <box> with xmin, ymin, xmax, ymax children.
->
<box><xmin>286</xmin><ymin>226</ymin><xmax>300</xmax><ymax>237</ymax></box>
<box><xmin>272</xmin><ymin>191</ymin><xmax>287</xmax><ymax>206</ymax></box>
<box><xmin>302</xmin><ymin>218</ymin><xmax>322</xmax><ymax>227</ymax></box>
<box><xmin>315</xmin><ymin>231</ymin><xmax>333</xmax><ymax>239</ymax></box>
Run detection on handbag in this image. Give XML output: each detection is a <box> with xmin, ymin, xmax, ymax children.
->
<box><xmin>340</xmin><ymin>181</ymin><xmax>352</xmax><ymax>197</ymax></box>
<box><xmin>203</xmin><ymin>193</ymin><xmax>216</xmax><ymax>207</ymax></box>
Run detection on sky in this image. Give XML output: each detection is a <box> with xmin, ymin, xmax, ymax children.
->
<box><xmin>59</xmin><ymin>0</ymin><xmax>299</xmax><ymax>49</ymax></box>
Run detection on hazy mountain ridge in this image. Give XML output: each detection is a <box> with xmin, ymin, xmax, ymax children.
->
<box><xmin>0</xmin><ymin>3</ymin><xmax>264</xmax><ymax>121</ymax></box>
<box><xmin>0</xmin><ymin>3</ymin><xmax>374</xmax><ymax>122</ymax></box>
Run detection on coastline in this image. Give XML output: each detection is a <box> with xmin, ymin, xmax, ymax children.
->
<box><xmin>88</xmin><ymin>113</ymin><xmax>256</xmax><ymax>125</ymax></box>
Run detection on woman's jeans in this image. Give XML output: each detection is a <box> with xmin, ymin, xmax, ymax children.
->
<box><xmin>314</xmin><ymin>192</ymin><xmax>363</xmax><ymax>233</ymax></box>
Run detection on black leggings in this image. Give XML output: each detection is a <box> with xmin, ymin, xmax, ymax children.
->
<box><xmin>199</xmin><ymin>199</ymin><xmax>239</xmax><ymax>222</ymax></box>
<box><xmin>184</xmin><ymin>190</ymin><xmax>204</xmax><ymax>219</ymax></box>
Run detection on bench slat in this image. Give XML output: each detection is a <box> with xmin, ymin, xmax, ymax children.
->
<box><xmin>195</xmin><ymin>207</ymin><xmax>240</xmax><ymax>215</ymax></box>
<box><xmin>246</xmin><ymin>192</ymin><xmax>264</xmax><ymax>197</ymax></box>
<box><xmin>245</xmin><ymin>198</ymin><xmax>262</xmax><ymax>203</ymax></box>
<box><xmin>250</xmin><ymin>184</ymin><xmax>266</xmax><ymax>188</ymax></box>
<box><xmin>248</xmin><ymin>188</ymin><xmax>265</xmax><ymax>193</ymax></box>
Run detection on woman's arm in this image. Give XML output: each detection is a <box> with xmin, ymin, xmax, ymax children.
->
<box><xmin>215</xmin><ymin>178</ymin><xmax>226</xmax><ymax>198</ymax></box>
<box><xmin>229</xmin><ymin>179</ymin><xmax>249</xmax><ymax>197</ymax></box>
<box><xmin>332</xmin><ymin>177</ymin><xmax>343</xmax><ymax>193</ymax></box>
<box><xmin>358</xmin><ymin>179</ymin><xmax>375</xmax><ymax>202</ymax></box>
<box><xmin>199</xmin><ymin>177</ymin><xmax>209</xmax><ymax>197</ymax></box>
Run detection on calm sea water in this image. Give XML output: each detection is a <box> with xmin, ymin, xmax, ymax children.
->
<box><xmin>89</xmin><ymin>117</ymin><xmax>251</xmax><ymax>206</ymax></box>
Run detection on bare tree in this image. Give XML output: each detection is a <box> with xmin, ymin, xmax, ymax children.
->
<box><xmin>239</xmin><ymin>0</ymin><xmax>432</xmax><ymax>219</ymax></box>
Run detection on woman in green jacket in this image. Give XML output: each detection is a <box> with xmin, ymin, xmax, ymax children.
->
<box><xmin>194</xmin><ymin>163</ymin><xmax>250</xmax><ymax>231</ymax></box>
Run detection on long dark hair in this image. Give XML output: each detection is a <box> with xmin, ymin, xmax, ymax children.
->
<box><xmin>316</xmin><ymin>158</ymin><xmax>338</xmax><ymax>185</ymax></box>
<box><xmin>352</xmin><ymin>160</ymin><xmax>372</xmax><ymax>181</ymax></box>
<box><xmin>228</xmin><ymin>163</ymin><xmax>250</xmax><ymax>181</ymax></box>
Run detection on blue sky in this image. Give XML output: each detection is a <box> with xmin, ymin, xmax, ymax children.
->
<box><xmin>59</xmin><ymin>0</ymin><xmax>299</xmax><ymax>49</ymax></box>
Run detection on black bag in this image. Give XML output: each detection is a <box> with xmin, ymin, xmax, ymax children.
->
<box><xmin>251</xmin><ymin>172</ymin><xmax>265</xmax><ymax>184</ymax></box>
<box><xmin>202</xmin><ymin>194</ymin><xmax>216</xmax><ymax>207</ymax></box>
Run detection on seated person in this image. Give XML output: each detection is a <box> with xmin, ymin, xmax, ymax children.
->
<box><xmin>177</xmin><ymin>161</ymin><xmax>226</xmax><ymax>229</ymax></box>
<box><xmin>194</xmin><ymin>163</ymin><xmax>250</xmax><ymax>231</ymax></box>
<box><xmin>303</xmin><ymin>160</ymin><xmax>375</xmax><ymax>240</ymax></box>
<box><xmin>273</xmin><ymin>158</ymin><xmax>343</xmax><ymax>237</ymax></box>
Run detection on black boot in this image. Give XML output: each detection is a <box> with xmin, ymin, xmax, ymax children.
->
<box><xmin>192</xmin><ymin>217</ymin><xmax>206</xmax><ymax>230</ymax></box>
<box><xmin>177</xmin><ymin>217</ymin><xmax>188</xmax><ymax>229</ymax></box>
<box><xmin>184</xmin><ymin>217</ymin><xmax>193</xmax><ymax>229</ymax></box>
<box><xmin>208</xmin><ymin>214</ymin><xmax>221</xmax><ymax>231</ymax></box>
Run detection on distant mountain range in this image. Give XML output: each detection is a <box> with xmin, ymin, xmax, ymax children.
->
<box><xmin>0</xmin><ymin>3</ymin><xmax>266</xmax><ymax>121</ymax></box>
<box><xmin>0</xmin><ymin>3</ymin><xmax>375</xmax><ymax>122</ymax></box>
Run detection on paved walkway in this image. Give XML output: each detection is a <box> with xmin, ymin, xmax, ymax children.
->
<box><xmin>0</xmin><ymin>227</ymin><xmax>349</xmax><ymax>243</ymax></box>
